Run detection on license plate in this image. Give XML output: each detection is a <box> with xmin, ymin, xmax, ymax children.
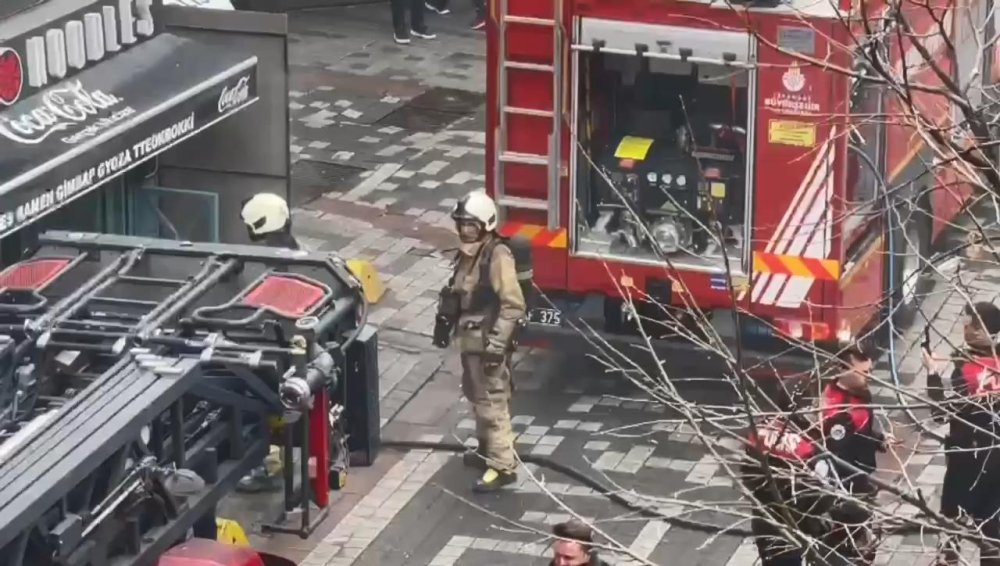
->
<box><xmin>529</xmin><ymin>307</ymin><xmax>562</xmax><ymax>327</ymax></box>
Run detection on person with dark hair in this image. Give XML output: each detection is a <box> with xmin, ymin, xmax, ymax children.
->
<box><xmin>820</xmin><ymin>343</ymin><xmax>892</xmax><ymax>564</ymax></box>
<box><xmin>425</xmin><ymin>0</ymin><xmax>486</xmax><ymax>30</ymax></box>
<box><xmin>390</xmin><ymin>0</ymin><xmax>436</xmax><ymax>45</ymax></box>
<box><xmin>924</xmin><ymin>301</ymin><xmax>1000</xmax><ymax>565</ymax></box>
<box><xmin>550</xmin><ymin>520</ymin><xmax>608</xmax><ymax>566</ymax></box>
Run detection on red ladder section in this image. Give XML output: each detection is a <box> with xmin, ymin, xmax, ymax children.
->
<box><xmin>493</xmin><ymin>0</ymin><xmax>565</xmax><ymax>230</ymax></box>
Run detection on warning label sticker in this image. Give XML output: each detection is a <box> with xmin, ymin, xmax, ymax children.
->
<box><xmin>768</xmin><ymin>120</ymin><xmax>817</xmax><ymax>147</ymax></box>
<box><xmin>614</xmin><ymin>136</ymin><xmax>654</xmax><ymax>160</ymax></box>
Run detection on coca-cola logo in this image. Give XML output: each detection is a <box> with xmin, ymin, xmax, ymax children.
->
<box><xmin>0</xmin><ymin>80</ymin><xmax>123</xmax><ymax>144</ymax></box>
<box><xmin>218</xmin><ymin>76</ymin><xmax>250</xmax><ymax>113</ymax></box>
<box><xmin>0</xmin><ymin>47</ymin><xmax>23</xmax><ymax>106</ymax></box>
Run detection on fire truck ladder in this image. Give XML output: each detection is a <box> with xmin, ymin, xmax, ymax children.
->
<box><xmin>494</xmin><ymin>0</ymin><xmax>564</xmax><ymax>230</ymax></box>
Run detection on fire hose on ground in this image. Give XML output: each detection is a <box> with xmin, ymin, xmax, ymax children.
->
<box><xmin>377</xmin><ymin>438</ymin><xmax>975</xmax><ymax>539</ymax></box>
<box><xmin>366</xmin><ymin>245</ymin><xmax>989</xmax><ymax>540</ymax></box>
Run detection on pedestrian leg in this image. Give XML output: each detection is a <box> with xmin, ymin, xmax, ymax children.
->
<box><xmin>409</xmin><ymin>0</ymin><xmax>435</xmax><ymax>38</ymax></box>
<box><xmin>752</xmin><ymin>517</ymin><xmax>803</xmax><ymax>566</ymax></box>
<box><xmin>470</xmin><ymin>0</ymin><xmax>486</xmax><ymax>29</ymax></box>
<box><xmin>390</xmin><ymin>0</ymin><xmax>410</xmax><ymax>43</ymax></box>
<box><xmin>426</xmin><ymin>0</ymin><xmax>450</xmax><ymax>14</ymax></box>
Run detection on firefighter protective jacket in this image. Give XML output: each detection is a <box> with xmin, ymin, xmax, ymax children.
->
<box><xmin>822</xmin><ymin>382</ymin><xmax>884</xmax><ymax>494</ymax></box>
<box><xmin>452</xmin><ymin>234</ymin><xmax>527</xmax><ymax>354</ymax></box>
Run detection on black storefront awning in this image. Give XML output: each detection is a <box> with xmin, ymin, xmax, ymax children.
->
<box><xmin>0</xmin><ymin>33</ymin><xmax>259</xmax><ymax>239</ymax></box>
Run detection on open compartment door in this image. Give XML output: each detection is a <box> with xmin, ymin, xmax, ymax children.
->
<box><xmin>569</xmin><ymin>19</ymin><xmax>755</xmax><ymax>274</ymax></box>
<box><xmin>154</xmin><ymin>5</ymin><xmax>290</xmax><ymax>244</ymax></box>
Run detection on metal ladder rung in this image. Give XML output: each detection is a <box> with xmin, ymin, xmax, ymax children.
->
<box><xmin>504</xmin><ymin>106</ymin><xmax>553</xmax><ymax>117</ymax></box>
<box><xmin>504</xmin><ymin>61</ymin><xmax>554</xmax><ymax>72</ymax></box>
<box><xmin>497</xmin><ymin>195</ymin><xmax>550</xmax><ymax>211</ymax></box>
<box><xmin>495</xmin><ymin>0</ymin><xmax>564</xmax><ymax>230</ymax></box>
<box><xmin>503</xmin><ymin>15</ymin><xmax>555</xmax><ymax>26</ymax></box>
<box><xmin>500</xmin><ymin>151</ymin><xmax>548</xmax><ymax>166</ymax></box>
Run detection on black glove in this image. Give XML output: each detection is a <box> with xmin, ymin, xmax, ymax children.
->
<box><xmin>926</xmin><ymin>372</ymin><xmax>948</xmax><ymax>423</ymax></box>
<box><xmin>927</xmin><ymin>371</ymin><xmax>944</xmax><ymax>402</ymax></box>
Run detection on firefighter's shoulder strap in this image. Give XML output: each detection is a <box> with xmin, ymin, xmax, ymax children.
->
<box><xmin>479</xmin><ymin>235</ymin><xmax>535</xmax><ymax>308</ymax></box>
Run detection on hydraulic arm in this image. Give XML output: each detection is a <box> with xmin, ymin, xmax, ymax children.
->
<box><xmin>0</xmin><ymin>231</ymin><xmax>378</xmax><ymax>566</ymax></box>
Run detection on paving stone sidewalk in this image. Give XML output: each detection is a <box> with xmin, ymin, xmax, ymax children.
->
<box><xmin>270</xmin><ymin>5</ymin><xmax>1000</xmax><ymax>564</ymax></box>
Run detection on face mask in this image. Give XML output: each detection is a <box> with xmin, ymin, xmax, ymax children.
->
<box><xmin>456</xmin><ymin>221</ymin><xmax>483</xmax><ymax>244</ymax></box>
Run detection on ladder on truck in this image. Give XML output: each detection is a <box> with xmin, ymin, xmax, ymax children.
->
<box><xmin>494</xmin><ymin>0</ymin><xmax>564</xmax><ymax>231</ymax></box>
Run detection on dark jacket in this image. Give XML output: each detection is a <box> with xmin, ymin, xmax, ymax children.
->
<box><xmin>822</xmin><ymin>382</ymin><xmax>883</xmax><ymax>494</ymax></box>
<box><xmin>741</xmin><ymin>415</ymin><xmax>836</xmax><ymax>536</ymax></box>
<box><xmin>263</xmin><ymin>231</ymin><xmax>300</xmax><ymax>250</ymax></box>
<box><xmin>927</xmin><ymin>348</ymin><xmax>1000</xmax><ymax>519</ymax></box>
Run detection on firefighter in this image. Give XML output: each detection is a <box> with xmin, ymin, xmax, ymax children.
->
<box><xmin>236</xmin><ymin>192</ymin><xmax>297</xmax><ymax>493</ymax></box>
<box><xmin>741</xmin><ymin>398</ymin><xmax>836</xmax><ymax>566</ymax></box>
<box><xmin>441</xmin><ymin>190</ymin><xmax>526</xmax><ymax>492</ymax></box>
<box><xmin>240</xmin><ymin>192</ymin><xmax>300</xmax><ymax>249</ymax></box>
<box><xmin>821</xmin><ymin>344</ymin><xmax>894</xmax><ymax>564</ymax></box>
<box><xmin>923</xmin><ymin>301</ymin><xmax>1000</xmax><ymax>565</ymax></box>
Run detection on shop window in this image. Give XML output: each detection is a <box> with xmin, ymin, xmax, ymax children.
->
<box><xmin>572</xmin><ymin>52</ymin><xmax>750</xmax><ymax>271</ymax></box>
<box><xmin>132</xmin><ymin>186</ymin><xmax>219</xmax><ymax>242</ymax></box>
<box><xmin>0</xmin><ymin>185</ymin><xmax>104</xmax><ymax>265</ymax></box>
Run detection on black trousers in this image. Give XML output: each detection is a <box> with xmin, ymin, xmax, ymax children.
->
<box><xmin>940</xmin><ymin>451</ymin><xmax>1000</xmax><ymax>565</ymax></box>
<box><xmin>428</xmin><ymin>0</ymin><xmax>485</xmax><ymax>16</ymax></box>
<box><xmin>390</xmin><ymin>0</ymin><xmax>426</xmax><ymax>33</ymax></box>
<box><xmin>752</xmin><ymin>517</ymin><xmax>803</xmax><ymax>566</ymax></box>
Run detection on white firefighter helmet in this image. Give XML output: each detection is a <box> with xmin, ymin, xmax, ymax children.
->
<box><xmin>451</xmin><ymin>190</ymin><xmax>498</xmax><ymax>232</ymax></box>
<box><xmin>241</xmin><ymin>193</ymin><xmax>290</xmax><ymax>235</ymax></box>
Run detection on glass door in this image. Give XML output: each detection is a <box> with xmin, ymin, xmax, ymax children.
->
<box><xmin>131</xmin><ymin>185</ymin><xmax>220</xmax><ymax>242</ymax></box>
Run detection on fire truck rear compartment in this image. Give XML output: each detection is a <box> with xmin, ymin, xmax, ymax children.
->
<box><xmin>573</xmin><ymin>44</ymin><xmax>752</xmax><ymax>272</ymax></box>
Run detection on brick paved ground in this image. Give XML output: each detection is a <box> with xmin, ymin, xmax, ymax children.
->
<box><xmin>220</xmin><ymin>4</ymin><xmax>1000</xmax><ymax>564</ymax></box>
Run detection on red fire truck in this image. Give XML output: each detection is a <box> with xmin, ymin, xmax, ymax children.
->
<box><xmin>487</xmin><ymin>0</ymin><xmax>983</xmax><ymax>361</ymax></box>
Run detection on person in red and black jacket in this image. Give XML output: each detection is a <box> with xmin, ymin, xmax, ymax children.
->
<box><xmin>924</xmin><ymin>301</ymin><xmax>1000</xmax><ymax>566</ymax></box>
<box><xmin>820</xmin><ymin>344</ymin><xmax>894</xmax><ymax>564</ymax></box>
<box><xmin>741</xmin><ymin>393</ymin><xmax>837</xmax><ymax>566</ymax></box>
<box><xmin>822</xmin><ymin>345</ymin><xmax>889</xmax><ymax>492</ymax></box>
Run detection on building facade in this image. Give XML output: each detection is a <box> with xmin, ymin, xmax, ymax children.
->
<box><xmin>0</xmin><ymin>0</ymin><xmax>290</xmax><ymax>264</ymax></box>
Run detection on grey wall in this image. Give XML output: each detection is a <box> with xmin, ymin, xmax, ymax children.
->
<box><xmin>155</xmin><ymin>6</ymin><xmax>290</xmax><ymax>244</ymax></box>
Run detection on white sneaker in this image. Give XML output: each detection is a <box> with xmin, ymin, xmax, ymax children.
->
<box><xmin>425</xmin><ymin>2</ymin><xmax>451</xmax><ymax>14</ymax></box>
<box><xmin>411</xmin><ymin>28</ymin><xmax>437</xmax><ymax>39</ymax></box>
<box><xmin>394</xmin><ymin>33</ymin><xmax>411</xmax><ymax>44</ymax></box>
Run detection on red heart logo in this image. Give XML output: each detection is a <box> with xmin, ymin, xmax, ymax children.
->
<box><xmin>0</xmin><ymin>48</ymin><xmax>24</xmax><ymax>106</ymax></box>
